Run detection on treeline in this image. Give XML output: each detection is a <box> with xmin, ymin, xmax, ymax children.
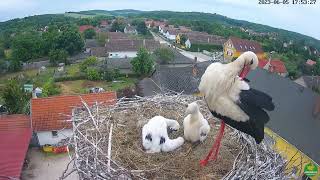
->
<box><xmin>0</xmin><ymin>24</ymin><xmax>84</xmax><ymax>72</ymax></box>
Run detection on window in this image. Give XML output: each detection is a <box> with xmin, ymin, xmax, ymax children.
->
<box><xmin>52</xmin><ymin>131</ymin><xmax>58</xmax><ymax>138</ymax></box>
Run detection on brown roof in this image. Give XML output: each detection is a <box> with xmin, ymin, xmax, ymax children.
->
<box><xmin>107</xmin><ymin>32</ymin><xmax>129</xmax><ymax>40</ymax></box>
<box><xmin>106</xmin><ymin>39</ymin><xmax>160</xmax><ymax>52</ymax></box>
<box><xmin>91</xmin><ymin>47</ymin><xmax>106</xmax><ymax>57</ymax></box>
<box><xmin>125</xmin><ymin>26</ymin><xmax>137</xmax><ymax>32</ymax></box>
<box><xmin>31</xmin><ymin>92</ymin><xmax>117</xmax><ymax>132</ymax></box>
<box><xmin>0</xmin><ymin>114</ymin><xmax>30</xmax><ymax>131</ymax></box>
<box><xmin>187</xmin><ymin>33</ymin><xmax>226</xmax><ymax>45</ymax></box>
<box><xmin>229</xmin><ymin>37</ymin><xmax>264</xmax><ymax>53</ymax></box>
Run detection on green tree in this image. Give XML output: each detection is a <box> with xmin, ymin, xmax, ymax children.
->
<box><xmin>180</xmin><ymin>34</ymin><xmax>188</xmax><ymax>45</ymax></box>
<box><xmin>42</xmin><ymin>78</ymin><xmax>61</xmax><ymax>97</ymax></box>
<box><xmin>2</xmin><ymin>79</ymin><xmax>30</xmax><ymax>114</ymax></box>
<box><xmin>96</xmin><ymin>32</ymin><xmax>108</xmax><ymax>46</ymax></box>
<box><xmin>11</xmin><ymin>32</ymin><xmax>44</xmax><ymax>62</ymax></box>
<box><xmin>49</xmin><ymin>49</ymin><xmax>69</xmax><ymax>65</ymax></box>
<box><xmin>55</xmin><ymin>28</ymin><xmax>84</xmax><ymax>55</ymax></box>
<box><xmin>0</xmin><ymin>46</ymin><xmax>4</xmax><ymax>58</ymax></box>
<box><xmin>42</xmin><ymin>25</ymin><xmax>60</xmax><ymax>55</ymax></box>
<box><xmin>80</xmin><ymin>56</ymin><xmax>98</xmax><ymax>72</ymax></box>
<box><xmin>0</xmin><ymin>60</ymin><xmax>8</xmax><ymax>73</ymax></box>
<box><xmin>131</xmin><ymin>47</ymin><xmax>155</xmax><ymax>76</ymax></box>
<box><xmin>83</xmin><ymin>28</ymin><xmax>96</xmax><ymax>39</ymax></box>
<box><xmin>86</xmin><ymin>67</ymin><xmax>101</xmax><ymax>81</ymax></box>
<box><xmin>8</xmin><ymin>59</ymin><xmax>22</xmax><ymax>72</ymax></box>
<box><xmin>111</xmin><ymin>18</ymin><xmax>126</xmax><ymax>32</ymax></box>
<box><xmin>154</xmin><ymin>48</ymin><xmax>175</xmax><ymax>64</ymax></box>
<box><xmin>137</xmin><ymin>21</ymin><xmax>148</xmax><ymax>35</ymax></box>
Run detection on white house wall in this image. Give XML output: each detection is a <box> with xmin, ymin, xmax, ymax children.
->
<box><xmin>37</xmin><ymin>129</ymin><xmax>73</xmax><ymax>146</ymax></box>
<box><xmin>108</xmin><ymin>51</ymin><xmax>137</xmax><ymax>58</ymax></box>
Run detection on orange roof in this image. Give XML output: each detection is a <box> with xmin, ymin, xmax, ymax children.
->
<box><xmin>31</xmin><ymin>92</ymin><xmax>117</xmax><ymax>132</ymax></box>
<box><xmin>0</xmin><ymin>114</ymin><xmax>30</xmax><ymax>131</ymax></box>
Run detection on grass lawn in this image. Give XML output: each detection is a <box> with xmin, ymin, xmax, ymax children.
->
<box><xmin>56</xmin><ymin>77</ymin><xmax>137</xmax><ymax>95</ymax></box>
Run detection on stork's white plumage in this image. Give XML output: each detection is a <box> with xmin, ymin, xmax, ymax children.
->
<box><xmin>142</xmin><ymin>116</ymin><xmax>184</xmax><ymax>153</ymax></box>
<box><xmin>199</xmin><ymin>51</ymin><xmax>274</xmax><ymax>144</ymax></box>
<box><xmin>199</xmin><ymin>51</ymin><xmax>259</xmax><ymax>122</ymax></box>
<box><xmin>183</xmin><ymin>102</ymin><xmax>210</xmax><ymax>143</ymax></box>
<box><xmin>199</xmin><ymin>51</ymin><xmax>274</xmax><ymax>166</ymax></box>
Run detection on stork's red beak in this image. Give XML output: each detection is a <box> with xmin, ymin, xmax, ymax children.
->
<box><xmin>239</xmin><ymin>66</ymin><xmax>250</xmax><ymax>79</ymax></box>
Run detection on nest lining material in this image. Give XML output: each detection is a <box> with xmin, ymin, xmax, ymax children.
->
<box><xmin>62</xmin><ymin>94</ymin><xmax>292</xmax><ymax>180</ymax></box>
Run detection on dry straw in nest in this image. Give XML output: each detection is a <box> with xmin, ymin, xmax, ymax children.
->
<box><xmin>60</xmin><ymin>94</ymin><xmax>293</xmax><ymax>180</ymax></box>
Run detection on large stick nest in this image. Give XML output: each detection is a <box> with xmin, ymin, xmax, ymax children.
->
<box><xmin>62</xmin><ymin>94</ymin><xmax>293</xmax><ymax>180</ymax></box>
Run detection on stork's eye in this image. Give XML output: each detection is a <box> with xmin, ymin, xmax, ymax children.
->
<box><xmin>250</xmin><ymin>59</ymin><xmax>254</xmax><ymax>65</ymax></box>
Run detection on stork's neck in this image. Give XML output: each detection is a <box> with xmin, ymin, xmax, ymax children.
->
<box><xmin>227</xmin><ymin>57</ymin><xmax>246</xmax><ymax>77</ymax></box>
<box><xmin>190</xmin><ymin>111</ymin><xmax>200</xmax><ymax>123</ymax></box>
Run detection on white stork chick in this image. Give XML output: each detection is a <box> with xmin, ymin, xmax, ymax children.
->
<box><xmin>199</xmin><ymin>51</ymin><xmax>274</xmax><ymax>143</ymax></box>
<box><xmin>142</xmin><ymin>116</ymin><xmax>184</xmax><ymax>153</ymax></box>
<box><xmin>183</xmin><ymin>102</ymin><xmax>210</xmax><ymax>143</ymax></box>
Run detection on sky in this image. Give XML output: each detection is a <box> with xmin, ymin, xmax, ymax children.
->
<box><xmin>0</xmin><ymin>0</ymin><xmax>319</xmax><ymax>39</ymax></box>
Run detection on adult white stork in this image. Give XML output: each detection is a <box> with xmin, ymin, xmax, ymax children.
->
<box><xmin>198</xmin><ymin>51</ymin><xmax>275</xmax><ymax>166</ymax></box>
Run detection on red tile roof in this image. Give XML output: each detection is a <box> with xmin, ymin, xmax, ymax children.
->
<box><xmin>0</xmin><ymin>115</ymin><xmax>32</xmax><ymax>179</ymax></box>
<box><xmin>259</xmin><ymin>59</ymin><xmax>287</xmax><ymax>74</ymax></box>
<box><xmin>31</xmin><ymin>92</ymin><xmax>117</xmax><ymax>132</ymax></box>
<box><xmin>258</xmin><ymin>59</ymin><xmax>268</xmax><ymax>68</ymax></box>
<box><xmin>79</xmin><ymin>25</ymin><xmax>100</xmax><ymax>33</ymax></box>
<box><xmin>270</xmin><ymin>59</ymin><xmax>287</xmax><ymax>74</ymax></box>
<box><xmin>306</xmin><ymin>59</ymin><xmax>317</xmax><ymax>66</ymax></box>
<box><xmin>229</xmin><ymin>37</ymin><xmax>264</xmax><ymax>53</ymax></box>
<box><xmin>0</xmin><ymin>114</ymin><xmax>30</xmax><ymax>131</ymax></box>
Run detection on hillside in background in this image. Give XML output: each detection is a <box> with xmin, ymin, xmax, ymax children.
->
<box><xmin>1</xmin><ymin>9</ymin><xmax>320</xmax><ymax>78</ymax></box>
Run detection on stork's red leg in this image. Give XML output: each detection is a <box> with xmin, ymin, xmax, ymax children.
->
<box><xmin>200</xmin><ymin>121</ymin><xmax>225</xmax><ymax>166</ymax></box>
<box><xmin>211</xmin><ymin>121</ymin><xmax>225</xmax><ymax>161</ymax></box>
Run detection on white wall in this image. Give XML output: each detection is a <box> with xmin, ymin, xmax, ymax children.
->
<box><xmin>185</xmin><ymin>39</ymin><xmax>191</xmax><ymax>48</ymax></box>
<box><xmin>37</xmin><ymin>129</ymin><xmax>73</xmax><ymax>146</ymax></box>
<box><xmin>108</xmin><ymin>51</ymin><xmax>137</xmax><ymax>58</ymax></box>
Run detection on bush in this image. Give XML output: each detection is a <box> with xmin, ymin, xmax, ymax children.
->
<box><xmin>188</xmin><ymin>43</ymin><xmax>223</xmax><ymax>52</ymax></box>
<box><xmin>42</xmin><ymin>78</ymin><xmax>61</xmax><ymax>97</ymax></box>
<box><xmin>54</xmin><ymin>75</ymin><xmax>86</xmax><ymax>82</ymax></box>
<box><xmin>8</xmin><ymin>60</ymin><xmax>22</xmax><ymax>72</ymax></box>
<box><xmin>131</xmin><ymin>47</ymin><xmax>155</xmax><ymax>76</ymax></box>
<box><xmin>154</xmin><ymin>48</ymin><xmax>175</xmax><ymax>64</ymax></box>
<box><xmin>80</xmin><ymin>56</ymin><xmax>97</xmax><ymax>72</ymax></box>
<box><xmin>49</xmin><ymin>49</ymin><xmax>69</xmax><ymax>65</ymax></box>
<box><xmin>2</xmin><ymin>79</ymin><xmax>30</xmax><ymax>114</ymax></box>
<box><xmin>84</xmin><ymin>28</ymin><xmax>96</xmax><ymax>39</ymax></box>
<box><xmin>86</xmin><ymin>68</ymin><xmax>101</xmax><ymax>81</ymax></box>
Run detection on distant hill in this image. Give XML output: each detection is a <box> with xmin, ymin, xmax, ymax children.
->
<box><xmin>1</xmin><ymin>9</ymin><xmax>319</xmax><ymax>50</ymax></box>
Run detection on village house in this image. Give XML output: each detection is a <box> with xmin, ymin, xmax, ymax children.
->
<box><xmin>124</xmin><ymin>25</ymin><xmax>138</xmax><ymax>35</ymax></box>
<box><xmin>258</xmin><ymin>59</ymin><xmax>288</xmax><ymax>77</ymax></box>
<box><xmin>100</xmin><ymin>20</ymin><xmax>108</xmax><ymax>28</ymax></box>
<box><xmin>165</xmin><ymin>29</ymin><xmax>179</xmax><ymax>40</ymax></box>
<box><xmin>105</xmin><ymin>39</ymin><xmax>160</xmax><ymax>58</ymax></box>
<box><xmin>31</xmin><ymin>92</ymin><xmax>117</xmax><ymax>146</ymax></box>
<box><xmin>177</xmin><ymin>31</ymin><xmax>226</xmax><ymax>49</ymax></box>
<box><xmin>90</xmin><ymin>47</ymin><xmax>107</xmax><ymax>60</ymax></box>
<box><xmin>223</xmin><ymin>37</ymin><xmax>265</xmax><ymax>62</ymax></box>
<box><xmin>106</xmin><ymin>32</ymin><xmax>129</xmax><ymax>40</ymax></box>
<box><xmin>84</xmin><ymin>39</ymin><xmax>99</xmax><ymax>53</ymax></box>
<box><xmin>79</xmin><ymin>25</ymin><xmax>100</xmax><ymax>33</ymax></box>
<box><xmin>0</xmin><ymin>114</ymin><xmax>32</xmax><ymax>179</ymax></box>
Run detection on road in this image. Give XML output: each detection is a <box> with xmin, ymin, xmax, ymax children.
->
<box><xmin>150</xmin><ymin>31</ymin><xmax>214</xmax><ymax>62</ymax></box>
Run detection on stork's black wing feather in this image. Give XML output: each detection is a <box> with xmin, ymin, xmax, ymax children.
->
<box><xmin>210</xmin><ymin>88</ymin><xmax>274</xmax><ymax>144</ymax></box>
<box><xmin>240</xmin><ymin>88</ymin><xmax>275</xmax><ymax>111</ymax></box>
